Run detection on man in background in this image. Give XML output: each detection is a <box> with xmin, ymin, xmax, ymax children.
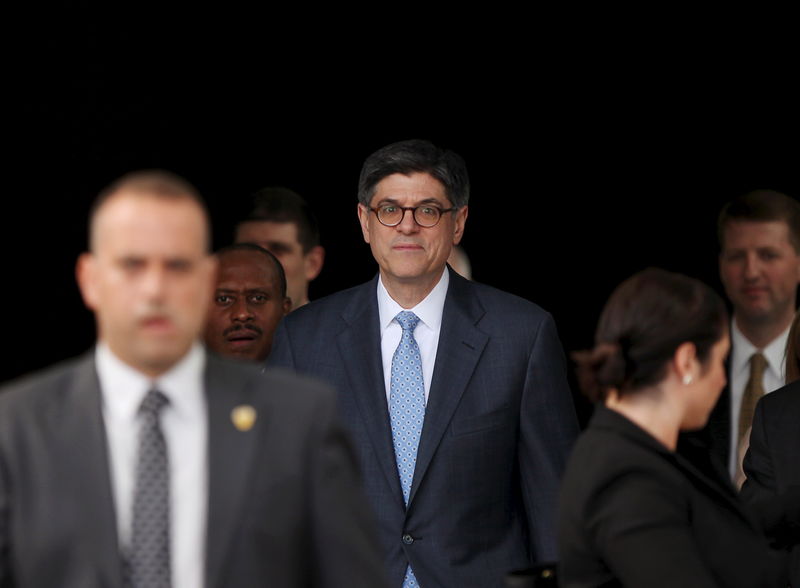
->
<box><xmin>710</xmin><ymin>189</ymin><xmax>800</xmax><ymax>484</ymax></box>
<box><xmin>204</xmin><ymin>243</ymin><xmax>290</xmax><ymax>362</ymax></box>
<box><xmin>235</xmin><ymin>186</ymin><xmax>324</xmax><ymax>311</ymax></box>
<box><xmin>447</xmin><ymin>244</ymin><xmax>472</xmax><ymax>279</ymax></box>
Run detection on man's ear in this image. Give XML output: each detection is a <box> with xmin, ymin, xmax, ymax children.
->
<box><xmin>793</xmin><ymin>249</ymin><xmax>800</xmax><ymax>285</ymax></box>
<box><xmin>204</xmin><ymin>254</ymin><xmax>218</xmax><ymax>291</ymax></box>
<box><xmin>357</xmin><ymin>203</ymin><xmax>371</xmax><ymax>244</ymax></box>
<box><xmin>453</xmin><ymin>205</ymin><xmax>468</xmax><ymax>245</ymax></box>
<box><xmin>304</xmin><ymin>245</ymin><xmax>325</xmax><ymax>281</ymax></box>
<box><xmin>75</xmin><ymin>253</ymin><xmax>99</xmax><ymax>311</ymax></box>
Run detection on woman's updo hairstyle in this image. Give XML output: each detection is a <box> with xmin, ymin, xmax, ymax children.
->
<box><xmin>574</xmin><ymin>268</ymin><xmax>728</xmax><ymax>402</ymax></box>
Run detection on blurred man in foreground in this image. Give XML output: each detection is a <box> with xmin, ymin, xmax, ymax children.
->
<box><xmin>0</xmin><ymin>170</ymin><xmax>387</xmax><ymax>588</ymax></box>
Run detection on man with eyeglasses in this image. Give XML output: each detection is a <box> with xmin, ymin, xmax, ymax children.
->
<box><xmin>269</xmin><ymin>139</ymin><xmax>579</xmax><ymax>588</ymax></box>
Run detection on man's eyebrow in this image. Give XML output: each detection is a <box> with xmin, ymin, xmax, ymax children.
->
<box><xmin>376</xmin><ymin>197</ymin><xmax>443</xmax><ymax>205</ymax></box>
<box><xmin>216</xmin><ymin>287</ymin><xmax>272</xmax><ymax>294</ymax></box>
<box><xmin>264</xmin><ymin>241</ymin><xmax>292</xmax><ymax>250</ymax></box>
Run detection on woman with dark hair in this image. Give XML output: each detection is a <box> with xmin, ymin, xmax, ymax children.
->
<box><xmin>558</xmin><ymin>268</ymin><xmax>781</xmax><ymax>587</ymax></box>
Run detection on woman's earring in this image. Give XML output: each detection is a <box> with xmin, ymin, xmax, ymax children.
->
<box><xmin>683</xmin><ymin>374</ymin><xmax>693</xmax><ymax>386</ymax></box>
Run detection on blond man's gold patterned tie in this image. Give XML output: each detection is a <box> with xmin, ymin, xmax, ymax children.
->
<box><xmin>735</xmin><ymin>352</ymin><xmax>767</xmax><ymax>487</ymax></box>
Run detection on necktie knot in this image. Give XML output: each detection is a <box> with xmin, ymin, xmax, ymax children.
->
<box><xmin>140</xmin><ymin>389</ymin><xmax>169</xmax><ymax>418</ymax></box>
<box><xmin>396</xmin><ymin>311</ymin><xmax>420</xmax><ymax>333</ymax></box>
<box><xmin>749</xmin><ymin>352</ymin><xmax>767</xmax><ymax>380</ymax></box>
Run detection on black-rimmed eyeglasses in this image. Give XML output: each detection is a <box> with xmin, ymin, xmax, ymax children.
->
<box><xmin>368</xmin><ymin>204</ymin><xmax>458</xmax><ymax>228</ymax></box>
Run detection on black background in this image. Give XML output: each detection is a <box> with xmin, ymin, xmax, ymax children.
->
<box><xmin>5</xmin><ymin>20</ymin><xmax>798</xmax><ymax>412</ymax></box>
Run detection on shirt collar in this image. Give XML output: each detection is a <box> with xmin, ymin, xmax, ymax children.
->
<box><xmin>96</xmin><ymin>341</ymin><xmax>206</xmax><ymax>422</ymax></box>
<box><xmin>377</xmin><ymin>267</ymin><xmax>449</xmax><ymax>332</ymax></box>
<box><xmin>730</xmin><ymin>318</ymin><xmax>790</xmax><ymax>380</ymax></box>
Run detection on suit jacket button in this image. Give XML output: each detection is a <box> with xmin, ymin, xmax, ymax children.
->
<box><xmin>402</xmin><ymin>534</ymin><xmax>414</xmax><ymax>545</ymax></box>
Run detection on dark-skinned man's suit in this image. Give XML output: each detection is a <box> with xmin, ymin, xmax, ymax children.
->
<box><xmin>0</xmin><ymin>352</ymin><xmax>388</xmax><ymax>588</ymax></box>
<box><xmin>268</xmin><ymin>267</ymin><xmax>580</xmax><ymax>588</ymax></box>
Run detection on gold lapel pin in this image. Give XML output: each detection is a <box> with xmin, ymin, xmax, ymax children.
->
<box><xmin>231</xmin><ymin>405</ymin><xmax>257</xmax><ymax>432</ymax></box>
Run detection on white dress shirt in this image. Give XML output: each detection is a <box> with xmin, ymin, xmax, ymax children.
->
<box><xmin>727</xmin><ymin>320</ymin><xmax>789</xmax><ymax>476</ymax></box>
<box><xmin>96</xmin><ymin>342</ymin><xmax>208</xmax><ymax>588</ymax></box>
<box><xmin>378</xmin><ymin>269</ymin><xmax>449</xmax><ymax>403</ymax></box>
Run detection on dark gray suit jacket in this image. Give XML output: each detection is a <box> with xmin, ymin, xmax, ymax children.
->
<box><xmin>741</xmin><ymin>380</ymin><xmax>800</xmax><ymax>587</ymax></box>
<box><xmin>0</xmin><ymin>351</ymin><xmax>389</xmax><ymax>588</ymax></box>
<box><xmin>268</xmin><ymin>268</ymin><xmax>580</xmax><ymax>588</ymax></box>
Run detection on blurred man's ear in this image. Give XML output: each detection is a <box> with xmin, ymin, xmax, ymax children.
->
<box><xmin>304</xmin><ymin>245</ymin><xmax>325</xmax><ymax>281</ymax></box>
<box><xmin>75</xmin><ymin>253</ymin><xmax>99</xmax><ymax>311</ymax></box>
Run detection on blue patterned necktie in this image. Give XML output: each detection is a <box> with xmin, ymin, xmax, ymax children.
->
<box><xmin>389</xmin><ymin>311</ymin><xmax>425</xmax><ymax>588</ymax></box>
<box><xmin>125</xmin><ymin>389</ymin><xmax>171</xmax><ymax>588</ymax></box>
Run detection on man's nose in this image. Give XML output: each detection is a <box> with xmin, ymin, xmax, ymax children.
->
<box><xmin>141</xmin><ymin>267</ymin><xmax>167</xmax><ymax>300</ymax></box>
<box><xmin>395</xmin><ymin>208</ymin><xmax>420</xmax><ymax>234</ymax></box>
<box><xmin>743</xmin><ymin>253</ymin><xmax>761</xmax><ymax>280</ymax></box>
<box><xmin>231</xmin><ymin>299</ymin><xmax>254</xmax><ymax>321</ymax></box>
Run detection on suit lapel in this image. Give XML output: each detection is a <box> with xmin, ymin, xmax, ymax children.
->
<box><xmin>409</xmin><ymin>271</ymin><xmax>488</xmax><ymax>505</ymax></box>
<box><xmin>205</xmin><ymin>356</ymin><xmax>263</xmax><ymax>588</ymax></box>
<box><xmin>64</xmin><ymin>354</ymin><xmax>124</xmax><ymax>587</ymax></box>
<box><xmin>336</xmin><ymin>278</ymin><xmax>406</xmax><ymax>507</ymax></box>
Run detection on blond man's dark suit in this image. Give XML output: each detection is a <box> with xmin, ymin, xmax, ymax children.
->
<box><xmin>0</xmin><ymin>352</ymin><xmax>388</xmax><ymax>588</ymax></box>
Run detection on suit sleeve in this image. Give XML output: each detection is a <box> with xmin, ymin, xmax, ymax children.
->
<box><xmin>519</xmin><ymin>312</ymin><xmax>580</xmax><ymax>562</ymax></box>
<box><xmin>0</xmin><ymin>423</ymin><xmax>13</xmax><ymax>587</ymax></box>
<box><xmin>740</xmin><ymin>398</ymin><xmax>800</xmax><ymax>550</ymax></box>
<box><xmin>266</xmin><ymin>321</ymin><xmax>296</xmax><ymax>370</ymax></box>
<box><xmin>584</xmin><ymin>470</ymin><xmax>719</xmax><ymax>587</ymax></box>
<box><xmin>741</xmin><ymin>397</ymin><xmax>776</xmax><ymax>503</ymax></box>
<box><xmin>307</xmin><ymin>383</ymin><xmax>390</xmax><ymax>588</ymax></box>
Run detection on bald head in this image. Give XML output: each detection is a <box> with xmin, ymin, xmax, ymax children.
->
<box><xmin>89</xmin><ymin>169</ymin><xmax>211</xmax><ymax>253</ymax></box>
<box><xmin>76</xmin><ymin>170</ymin><xmax>217</xmax><ymax>377</ymax></box>
<box><xmin>215</xmin><ymin>244</ymin><xmax>288</xmax><ymax>298</ymax></box>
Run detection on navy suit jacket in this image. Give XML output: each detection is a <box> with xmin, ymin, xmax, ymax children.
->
<box><xmin>268</xmin><ymin>268</ymin><xmax>580</xmax><ymax>588</ymax></box>
<box><xmin>0</xmin><ymin>352</ymin><xmax>389</xmax><ymax>588</ymax></box>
